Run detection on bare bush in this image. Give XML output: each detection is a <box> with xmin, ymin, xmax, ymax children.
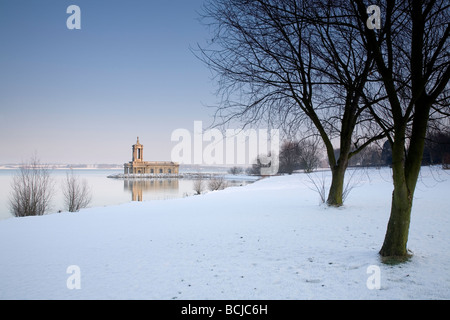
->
<box><xmin>9</xmin><ymin>155</ymin><xmax>54</xmax><ymax>217</ymax></box>
<box><xmin>247</xmin><ymin>153</ymin><xmax>274</xmax><ymax>176</ymax></box>
<box><xmin>62</xmin><ymin>169</ymin><xmax>92</xmax><ymax>212</ymax></box>
<box><xmin>306</xmin><ymin>168</ymin><xmax>365</xmax><ymax>204</ymax></box>
<box><xmin>246</xmin><ymin>163</ymin><xmax>260</xmax><ymax>176</ymax></box>
<box><xmin>193</xmin><ymin>177</ymin><xmax>205</xmax><ymax>195</ymax></box>
<box><xmin>342</xmin><ymin>168</ymin><xmax>366</xmax><ymax>202</ymax></box>
<box><xmin>228</xmin><ymin>166</ymin><xmax>243</xmax><ymax>175</ymax></box>
<box><xmin>208</xmin><ymin>176</ymin><xmax>228</xmax><ymax>191</ymax></box>
<box><xmin>305</xmin><ymin>172</ymin><xmax>327</xmax><ymax>204</ymax></box>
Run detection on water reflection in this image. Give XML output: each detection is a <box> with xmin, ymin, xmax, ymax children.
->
<box><xmin>0</xmin><ymin>170</ymin><xmax>260</xmax><ymax>221</ymax></box>
<box><xmin>123</xmin><ymin>179</ymin><xmax>179</xmax><ymax>202</ymax></box>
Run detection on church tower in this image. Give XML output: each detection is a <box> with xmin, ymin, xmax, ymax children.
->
<box><xmin>123</xmin><ymin>137</ymin><xmax>179</xmax><ymax>175</ymax></box>
<box><xmin>132</xmin><ymin>137</ymin><xmax>143</xmax><ymax>162</ymax></box>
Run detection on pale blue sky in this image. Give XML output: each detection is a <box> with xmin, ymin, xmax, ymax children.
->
<box><xmin>0</xmin><ymin>0</ymin><xmax>218</xmax><ymax>164</ymax></box>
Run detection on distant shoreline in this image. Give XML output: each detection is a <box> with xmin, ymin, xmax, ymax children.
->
<box><xmin>0</xmin><ymin>164</ymin><xmax>252</xmax><ymax>171</ymax></box>
<box><xmin>0</xmin><ymin>165</ymin><xmax>123</xmax><ymax>170</ymax></box>
<box><xmin>107</xmin><ymin>173</ymin><xmax>261</xmax><ymax>181</ymax></box>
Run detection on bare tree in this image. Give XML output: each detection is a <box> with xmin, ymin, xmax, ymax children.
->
<box><xmin>62</xmin><ymin>169</ymin><xmax>92</xmax><ymax>212</ymax></box>
<box><xmin>353</xmin><ymin>0</ymin><xmax>450</xmax><ymax>257</ymax></box>
<box><xmin>279</xmin><ymin>140</ymin><xmax>302</xmax><ymax>174</ymax></box>
<box><xmin>279</xmin><ymin>138</ymin><xmax>321</xmax><ymax>174</ymax></box>
<box><xmin>298</xmin><ymin>139</ymin><xmax>321</xmax><ymax>173</ymax></box>
<box><xmin>423</xmin><ymin>125</ymin><xmax>450</xmax><ymax>166</ymax></box>
<box><xmin>9</xmin><ymin>155</ymin><xmax>54</xmax><ymax>217</ymax></box>
<box><xmin>348</xmin><ymin>144</ymin><xmax>383</xmax><ymax>167</ymax></box>
<box><xmin>197</xmin><ymin>0</ymin><xmax>385</xmax><ymax>206</ymax></box>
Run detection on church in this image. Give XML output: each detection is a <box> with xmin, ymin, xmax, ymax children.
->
<box><xmin>123</xmin><ymin>137</ymin><xmax>179</xmax><ymax>175</ymax></box>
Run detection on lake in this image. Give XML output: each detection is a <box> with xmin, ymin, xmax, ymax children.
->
<box><xmin>0</xmin><ymin>169</ymin><xmax>257</xmax><ymax>221</ymax></box>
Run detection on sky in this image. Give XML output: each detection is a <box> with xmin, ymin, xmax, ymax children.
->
<box><xmin>0</xmin><ymin>0</ymin><xmax>220</xmax><ymax>164</ymax></box>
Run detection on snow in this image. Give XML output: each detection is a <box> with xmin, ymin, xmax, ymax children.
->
<box><xmin>0</xmin><ymin>167</ymin><xmax>449</xmax><ymax>300</ymax></box>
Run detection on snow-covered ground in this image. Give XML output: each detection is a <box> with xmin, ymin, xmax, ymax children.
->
<box><xmin>0</xmin><ymin>167</ymin><xmax>449</xmax><ymax>300</ymax></box>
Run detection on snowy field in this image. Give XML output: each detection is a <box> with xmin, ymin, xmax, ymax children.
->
<box><xmin>0</xmin><ymin>167</ymin><xmax>449</xmax><ymax>300</ymax></box>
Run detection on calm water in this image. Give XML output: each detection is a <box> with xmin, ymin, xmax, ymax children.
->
<box><xmin>0</xmin><ymin>169</ymin><xmax>256</xmax><ymax>221</ymax></box>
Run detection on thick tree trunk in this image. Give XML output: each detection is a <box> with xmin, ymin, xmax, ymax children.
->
<box><xmin>327</xmin><ymin>158</ymin><xmax>348</xmax><ymax>207</ymax></box>
<box><xmin>379</xmin><ymin>126</ymin><xmax>414</xmax><ymax>257</ymax></box>
<box><xmin>379</xmin><ymin>169</ymin><xmax>412</xmax><ymax>257</ymax></box>
<box><xmin>380</xmin><ymin>100</ymin><xmax>430</xmax><ymax>257</ymax></box>
<box><xmin>354</xmin><ymin>0</ymin><xmax>449</xmax><ymax>259</ymax></box>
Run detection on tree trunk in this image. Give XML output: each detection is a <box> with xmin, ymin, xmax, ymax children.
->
<box><xmin>327</xmin><ymin>159</ymin><xmax>348</xmax><ymax>207</ymax></box>
<box><xmin>379</xmin><ymin>100</ymin><xmax>430</xmax><ymax>257</ymax></box>
<box><xmin>379</xmin><ymin>170</ymin><xmax>412</xmax><ymax>257</ymax></box>
<box><xmin>327</xmin><ymin>119</ymin><xmax>353</xmax><ymax>207</ymax></box>
<box><xmin>379</xmin><ymin>125</ymin><xmax>414</xmax><ymax>257</ymax></box>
